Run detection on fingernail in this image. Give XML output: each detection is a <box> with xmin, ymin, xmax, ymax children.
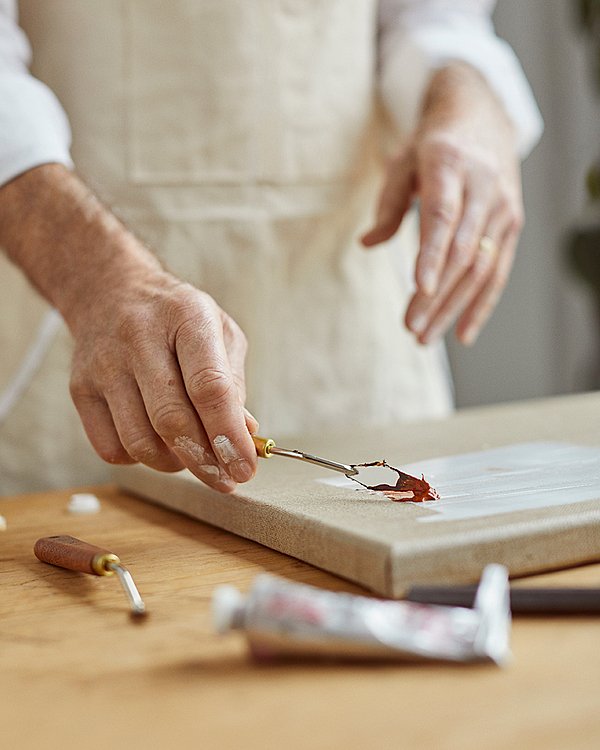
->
<box><xmin>228</xmin><ymin>458</ymin><xmax>253</xmax><ymax>483</ymax></box>
<box><xmin>410</xmin><ymin>313</ymin><xmax>428</xmax><ymax>334</ymax></box>
<box><xmin>361</xmin><ymin>230</ymin><xmax>376</xmax><ymax>246</ymax></box>
<box><xmin>462</xmin><ymin>327</ymin><xmax>478</xmax><ymax>346</ymax></box>
<box><xmin>213</xmin><ymin>435</ymin><xmax>254</xmax><ymax>482</ymax></box>
<box><xmin>213</xmin><ymin>434</ymin><xmax>240</xmax><ymax>462</ymax></box>
<box><xmin>420</xmin><ymin>269</ymin><xmax>438</xmax><ymax>296</ymax></box>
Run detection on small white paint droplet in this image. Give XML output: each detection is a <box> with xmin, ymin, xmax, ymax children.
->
<box><xmin>0</xmin><ymin>515</ymin><xmax>6</xmax><ymax>531</ymax></box>
<box><xmin>67</xmin><ymin>493</ymin><xmax>101</xmax><ymax>514</ymax></box>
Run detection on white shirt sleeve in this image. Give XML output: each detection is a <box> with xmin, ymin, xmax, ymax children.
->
<box><xmin>0</xmin><ymin>0</ymin><xmax>72</xmax><ymax>187</ymax></box>
<box><xmin>378</xmin><ymin>0</ymin><xmax>543</xmax><ymax>157</ymax></box>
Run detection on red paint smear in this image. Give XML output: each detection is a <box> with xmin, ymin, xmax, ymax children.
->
<box><xmin>348</xmin><ymin>460</ymin><xmax>440</xmax><ymax>503</ymax></box>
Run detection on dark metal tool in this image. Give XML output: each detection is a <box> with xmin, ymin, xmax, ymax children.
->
<box><xmin>405</xmin><ymin>584</ymin><xmax>600</xmax><ymax>615</ymax></box>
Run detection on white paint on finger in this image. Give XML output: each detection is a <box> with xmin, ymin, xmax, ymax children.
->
<box><xmin>174</xmin><ymin>435</ymin><xmax>234</xmax><ymax>486</ymax></box>
<box><xmin>212</xmin><ymin>435</ymin><xmax>241</xmax><ymax>464</ymax></box>
<box><xmin>174</xmin><ymin>435</ymin><xmax>211</xmax><ymax>463</ymax></box>
<box><xmin>213</xmin><ymin>434</ymin><xmax>254</xmax><ymax>483</ymax></box>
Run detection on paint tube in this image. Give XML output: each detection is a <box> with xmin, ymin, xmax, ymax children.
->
<box><xmin>213</xmin><ymin>564</ymin><xmax>511</xmax><ymax>664</ymax></box>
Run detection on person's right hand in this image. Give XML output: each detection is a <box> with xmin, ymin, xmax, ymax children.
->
<box><xmin>68</xmin><ymin>268</ymin><xmax>259</xmax><ymax>492</ymax></box>
<box><xmin>0</xmin><ymin>164</ymin><xmax>258</xmax><ymax>492</ymax></box>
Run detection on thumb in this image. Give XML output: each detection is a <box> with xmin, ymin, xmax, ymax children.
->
<box><xmin>361</xmin><ymin>147</ymin><xmax>415</xmax><ymax>247</ymax></box>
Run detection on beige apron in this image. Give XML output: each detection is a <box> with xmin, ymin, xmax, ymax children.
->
<box><xmin>0</xmin><ymin>0</ymin><xmax>452</xmax><ymax>494</ymax></box>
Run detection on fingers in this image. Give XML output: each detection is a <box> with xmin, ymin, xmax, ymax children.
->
<box><xmin>70</xmin><ymin>281</ymin><xmax>258</xmax><ymax>493</ymax></box>
<box><xmin>102</xmin><ymin>376</ymin><xmax>185</xmax><ymax>472</ymax></box>
<box><xmin>71</xmin><ymin>375</ymin><xmax>184</xmax><ymax>472</ymax></box>
<box><xmin>406</xmin><ymin>183</ymin><xmax>496</xmax><ymax>340</ymax></box>
<box><xmin>429</xmin><ymin>175</ymin><xmax>495</xmax><ymax>303</ymax></box>
<box><xmin>456</xmin><ymin>224</ymin><xmax>520</xmax><ymax>345</ymax></box>
<box><xmin>131</xmin><ymin>298</ymin><xmax>256</xmax><ymax>489</ymax></box>
<box><xmin>72</xmin><ymin>351</ymin><xmax>246</xmax><ymax>493</ymax></box>
<box><xmin>401</xmin><ymin>128</ymin><xmax>523</xmax><ymax>344</ymax></box>
<box><xmin>361</xmin><ymin>148</ymin><xmax>415</xmax><ymax>247</ymax></box>
<box><xmin>175</xmin><ymin>299</ymin><xmax>257</xmax><ymax>485</ymax></box>
<box><xmin>70</xmin><ymin>386</ymin><xmax>135</xmax><ymax>466</ymax></box>
<box><xmin>244</xmin><ymin>408</ymin><xmax>260</xmax><ymax>435</ymax></box>
<box><xmin>221</xmin><ymin>311</ymin><xmax>249</xmax><ymax>405</ymax></box>
<box><xmin>415</xmin><ymin>139</ymin><xmax>465</xmax><ymax>295</ymax></box>
<box><xmin>132</xmin><ymin>347</ymin><xmax>238</xmax><ymax>492</ymax></box>
<box><xmin>407</xmin><ymin>220</ymin><xmax>503</xmax><ymax>345</ymax></box>
<box><xmin>406</xmin><ymin>202</ymin><xmax>520</xmax><ymax>345</ymax></box>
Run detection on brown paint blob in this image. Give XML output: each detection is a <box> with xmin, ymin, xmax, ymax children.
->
<box><xmin>347</xmin><ymin>460</ymin><xmax>439</xmax><ymax>503</ymax></box>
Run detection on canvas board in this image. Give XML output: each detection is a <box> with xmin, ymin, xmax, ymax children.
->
<box><xmin>114</xmin><ymin>393</ymin><xmax>600</xmax><ymax>597</ymax></box>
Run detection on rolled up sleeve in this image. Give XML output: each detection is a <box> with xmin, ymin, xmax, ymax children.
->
<box><xmin>378</xmin><ymin>0</ymin><xmax>544</xmax><ymax>157</ymax></box>
<box><xmin>0</xmin><ymin>0</ymin><xmax>72</xmax><ymax>187</ymax></box>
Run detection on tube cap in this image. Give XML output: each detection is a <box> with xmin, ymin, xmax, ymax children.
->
<box><xmin>212</xmin><ymin>585</ymin><xmax>245</xmax><ymax>633</ymax></box>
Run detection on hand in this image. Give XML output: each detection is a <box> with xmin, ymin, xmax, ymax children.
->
<box><xmin>362</xmin><ymin>63</ymin><xmax>524</xmax><ymax>346</ymax></box>
<box><xmin>69</xmin><ymin>269</ymin><xmax>259</xmax><ymax>492</ymax></box>
<box><xmin>0</xmin><ymin>165</ymin><xmax>258</xmax><ymax>492</ymax></box>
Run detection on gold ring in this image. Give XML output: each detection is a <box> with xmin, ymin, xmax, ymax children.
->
<box><xmin>479</xmin><ymin>235</ymin><xmax>497</xmax><ymax>255</ymax></box>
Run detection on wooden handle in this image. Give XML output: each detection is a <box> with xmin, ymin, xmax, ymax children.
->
<box><xmin>34</xmin><ymin>535</ymin><xmax>119</xmax><ymax>576</ymax></box>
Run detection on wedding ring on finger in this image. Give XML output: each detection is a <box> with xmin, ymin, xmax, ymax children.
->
<box><xmin>478</xmin><ymin>235</ymin><xmax>498</xmax><ymax>257</ymax></box>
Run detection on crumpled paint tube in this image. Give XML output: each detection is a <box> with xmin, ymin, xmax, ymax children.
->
<box><xmin>213</xmin><ymin>564</ymin><xmax>511</xmax><ymax>665</ymax></box>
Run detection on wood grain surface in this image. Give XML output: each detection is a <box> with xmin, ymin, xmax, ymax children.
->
<box><xmin>1</xmin><ymin>466</ymin><xmax>599</xmax><ymax>748</ymax></box>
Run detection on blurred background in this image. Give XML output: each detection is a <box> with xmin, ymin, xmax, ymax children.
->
<box><xmin>447</xmin><ymin>0</ymin><xmax>600</xmax><ymax>408</ymax></box>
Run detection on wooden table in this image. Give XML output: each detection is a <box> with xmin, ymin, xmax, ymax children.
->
<box><xmin>1</xmin><ymin>436</ymin><xmax>600</xmax><ymax>748</ymax></box>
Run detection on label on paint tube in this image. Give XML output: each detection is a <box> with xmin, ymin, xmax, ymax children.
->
<box><xmin>213</xmin><ymin>564</ymin><xmax>511</xmax><ymax>664</ymax></box>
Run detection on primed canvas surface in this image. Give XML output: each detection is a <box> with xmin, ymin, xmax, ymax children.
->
<box><xmin>114</xmin><ymin>393</ymin><xmax>600</xmax><ymax>596</ymax></box>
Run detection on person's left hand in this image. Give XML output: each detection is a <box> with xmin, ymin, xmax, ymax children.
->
<box><xmin>362</xmin><ymin>62</ymin><xmax>524</xmax><ymax>346</ymax></box>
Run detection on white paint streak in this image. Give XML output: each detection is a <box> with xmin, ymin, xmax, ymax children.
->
<box><xmin>198</xmin><ymin>464</ymin><xmax>220</xmax><ymax>478</ymax></box>
<box><xmin>212</xmin><ymin>435</ymin><xmax>240</xmax><ymax>464</ymax></box>
<box><xmin>174</xmin><ymin>435</ymin><xmax>233</xmax><ymax>484</ymax></box>
<box><xmin>174</xmin><ymin>435</ymin><xmax>211</xmax><ymax>463</ymax></box>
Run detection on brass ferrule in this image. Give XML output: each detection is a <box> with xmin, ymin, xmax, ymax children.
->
<box><xmin>252</xmin><ymin>435</ymin><xmax>276</xmax><ymax>458</ymax></box>
<box><xmin>92</xmin><ymin>552</ymin><xmax>121</xmax><ymax>576</ymax></box>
